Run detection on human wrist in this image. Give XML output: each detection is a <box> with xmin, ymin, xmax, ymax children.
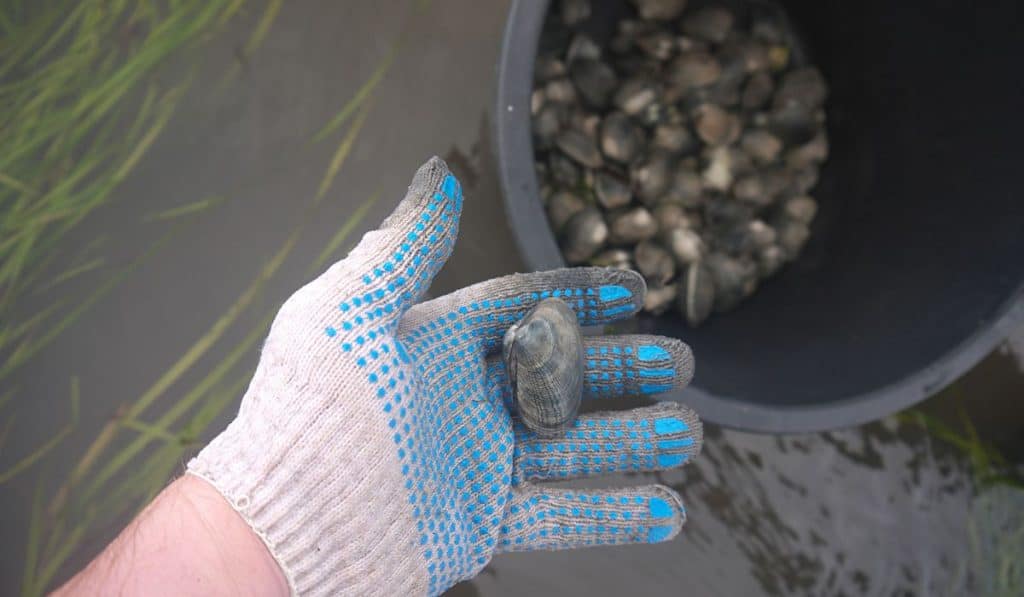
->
<box><xmin>54</xmin><ymin>475</ymin><xmax>290</xmax><ymax>597</ymax></box>
<box><xmin>176</xmin><ymin>474</ymin><xmax>292</xmax><ymax>596</ymax></box>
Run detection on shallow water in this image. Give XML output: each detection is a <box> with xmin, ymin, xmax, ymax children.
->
<box><xmin>1</xmin><ymin>1</ymin><xmax>1021</xmax><ymax>594</ymax></box>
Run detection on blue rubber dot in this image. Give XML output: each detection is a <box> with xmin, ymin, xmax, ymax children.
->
<box><xmin>647</xmin><ymin>525</ymin><xmax>674</xmax><ymax>543</ymax></box>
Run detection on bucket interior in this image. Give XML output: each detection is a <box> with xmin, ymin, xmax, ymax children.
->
<box><xmin>541</xmin><ymin>0</ymin><xmax>1024</xmax><ymax>408</ymax></box>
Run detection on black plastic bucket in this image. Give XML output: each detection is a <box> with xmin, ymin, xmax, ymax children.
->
<box><xmin>494</xmin><ymin>0</ymin><xmax>1024</xmax><ymax>432</ymax></box>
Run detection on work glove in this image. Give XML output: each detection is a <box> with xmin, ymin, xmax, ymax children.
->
<box><xmin>188</xmin><ymin>157</ymin><xmax>703</xmax><ymax>596</ymax></box>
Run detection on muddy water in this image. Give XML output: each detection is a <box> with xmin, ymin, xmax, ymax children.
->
<box><xmin>1</xmin><ymin>1</ymin><xmax>1022</xmax><ymax>594</ymax></box>
<box><xmin>444</xmin><ymin>329</ymin><xmax>1024</xmax><ymax>596</ymax></box>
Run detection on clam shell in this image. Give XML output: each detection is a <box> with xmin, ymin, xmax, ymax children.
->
<box><xmin>503</xmin><ymin>298</ymin><xmax>584</xmax><ymax>436</ymax></box>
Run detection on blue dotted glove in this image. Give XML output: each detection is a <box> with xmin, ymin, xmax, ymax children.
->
<box><xmin>189</xmin><ymin>157</ymin><xmax>702</xmax><ymax>597</ymax></box>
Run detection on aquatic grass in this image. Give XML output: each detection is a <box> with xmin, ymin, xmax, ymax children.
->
<box><xmin>143</xmin><ymin>195</ymin><xmax>224</xmax><ymax>222</ymax></box>
<box><xmin>0</xmin><ymin>0</ymin><xmax>281</xmax><ymax>383</ymax></box>
<box><xmin>313</xmin><ymin>48</ymin><xmax>398</xmax><ymax>143</ymax></box>
<box><xmin>901</xmin><ymin>407</ymin><xmax>1024</xmax><ymax>490</ymax></box>
<box><xmin>316</xmin><ymin>102</ymin><xmax>374</xmax><ymax>201</ymax></box>
<box><xmin>0</xmin><ymin>0</ymin><xmax>281</xmax><ymax>493</ymax></box>
<box><xmin>17</xmin><ymin>63</ymin><xmax>395</xmax><ymax>597</ymax></box>
<box><xmin>966</xmin><ymin>485</ymin><xmax>1024</xmax><ymax>597</ymax></box>
<box><xmin>7</xmin><ymin>1</ymin><xmax>421</xmax><ymax>591</ymax></box>
<box><xmin>32</xmin><ymin>258</ymin><xmax>105</xmax><ymax>293</ymax></box>
<box><xmin>0</xmin><ymin>222</ymin><xmax>180</xmax><ymax>383</ymax></box>
<box><xmin>308</xmin><ymin>189</ymin><xmax>382</xmax><ymax>275</ymax></box>
<box><xmin>0</xmin><ymin>379</ymin><xmax>78</xmax><ymax>485</ymax></box>
<box><xmin>902</xmin><ymin>399</ymin><xmax>1024</xmax><ymax>596</ymax></box>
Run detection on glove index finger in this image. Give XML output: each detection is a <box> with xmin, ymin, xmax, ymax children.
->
<box><xmin>401</xmin><ymin>267</ymin><xmax>647</xmax><ymax>355</ymax></box>
<box><xmin>340</xmin><ymin>156</ymin><xmax>463</xmax><ymax>315</ymax></box>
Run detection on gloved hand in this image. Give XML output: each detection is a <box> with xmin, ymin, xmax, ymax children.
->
<box><xmin>188</xmin><ymin>157</ymin><xmax>702</xmax><ymax>597</ymax></box>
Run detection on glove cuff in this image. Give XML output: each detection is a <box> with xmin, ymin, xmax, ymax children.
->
<box><xmin>187</xmin><ymin>370</ymin><xmax>428</xmax><ymax>596</ymax></box>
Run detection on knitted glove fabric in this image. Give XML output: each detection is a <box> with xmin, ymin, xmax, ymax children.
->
<box><xmin>188</xmin><ymin>157</ymin><xmax>703</xmax><ymax>596</ymax></box>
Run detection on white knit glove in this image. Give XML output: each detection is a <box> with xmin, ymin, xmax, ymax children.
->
<box><xmin>188</xmin><ymin>157</ymin><xmax>703</xmax><ymax>596</ymax></box>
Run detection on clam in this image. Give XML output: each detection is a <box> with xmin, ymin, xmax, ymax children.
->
<box><xmin>600</xmin><ymin>111</ymin><xmax>645</xmax><ymax>164</ymax></box>
<box><xmin>609</xmin><ymin>207</ymin><xmax>659</xmax><ymax>244</ymax></box>
<box><xmin>652</xmin><ymin>202</ymin><xmax>691</xmax><ymax>231</ymax></box>
<box><xmin>681</xmin><ymin>6</ymin><xmax>735</xmax><ymax>44</ymax></box>
<box><xmin>503</xmin><ymin>298</ymin><xmax>584</xmax><ymax>436</ymax></box>
<box><xmin>662</xmin><ymin>226</ymin><xmax>704</xmax><ymax>264</ymax></box>
<box><xmin>679</xmin><ymin>261</ymin><xmax>715</xmax><ymax>326</ymax></box>
<box><xmin>548</xmin><ymin>151</ymin><xmax>580</xmax><ymax>187</ymax></box>
<box><xmin>774</xmin><ymin>66</ymin><xmax>828</xmax><ymax>110</ymax></box>
<box><xmin>556</xmin><ymin>129</ymin><xmax>604</xmax><ymax>169</ymax></box>
<box><xmin>532</xmin><ymin>103</ymin><xmax>566</xmax><ymax>148</ymax></box>
<box><xmin>667</xmin><ymin>51</ymin><xmax>721</xmax><ymax>94</ymax></box>
<box><xmin>767</xmin><ymin>102</ymin><xmax>819</xmax><ymax>145</ymax></box>
<box><xmin>790</xmin><ymin>166</ymin><xmax>820</xmax><ymax>194</ymax></box>
<box><xmin>594</xmin><ymin>171</ymin><xmax>633</xmax><ymax>210</ymax></box>
<box><xmin>534</xmin><ymin>56</ymin><xmax>567</xmax><ymax>82</ymax></box>
<box><xmin>702</xmin><ymin>145</ymin><xmax>736</xmax><ymax>191</ymax></box>
<box><xmin>732</xmin><ymin>169</ymin><xmax>789</xmax><ymax>206</ymax></box>
<box><xmin>530</xmin><ymin>0</ymin><xmax>830</xmax><ymax>326</ymax></box>
<box><xmin>630</xmin><ymin>150</ymin><xmax>673</xmax><ymax>204</ymax></box>
<box><xmin>569</xmin><ymin>59</ymin><xmax>619</xmax><ymax>108</ymax></box>
<box><xmin>693</xmin><ymin>103</ymin><xmax>741</xmax><ymax>146</ymax></box>
<box><xmin>561</xmin><ymin>207</ymin><xmax>608</xmax><ymax>264</ymax></box>
<box><xmin>757</xmin><ymin>244</ymin><xmax>786</xmax><ymax>278</ymax></box>
<box><xmin>566</xmin><ymin>33</ymin><xmax>602</xmax><ymax>64</ymax></box>
<box><xmin>590</xmin><ymin>248</ymin><xmax>633</xmax><ymax>270</ymax></box>
<box><xmin>630</xmin><ymin>0</ymin><xmax>688</xmax><ymax>21</ymax></box>
<box><xmin>636</xmin><ymin>30</ymin><xmax>676</xmax><ymax>61</ymax></box>
<box><xmin>560</xmin><ymin>0</ymin><xmax>591</xmax><ymax>26</ymax></box>
<box><xmin>777</xmin><ymin>219</ymin><xmax>811</xmax><ymax>258</ymax></box>
<box><xmin>544</xmin><ymin>78</ymin><xmax>577</xmax><ymax>104</ymax></box>
<box><xmin>741</xmin><ymin>72</ymin><xmax>774</xmax><ymax>109</ymax></box>
<box><xmin>740</xmin><ymin>129</ymin><xmax>784</xmax><ymax>164</ymax></box>
<box><xmin>644</xmin><ymin>283</ymin><xmax>678</xmax><ymax>314</ymax></box>
<box><xmin>546</xmin><ymin>190</ymin><xmax>585</xmax><ymax>233</ymax></box>
<box><xmin>785</xmin><ymin>132</ymin><xmax>829</xmax><ymax>169</ymax></box>
<box><xmin>614</xmin><ymin>77</ymin><xmax>659</xmax><ymax>116</ymax></box>
<box><xmin>652</xmin><ymin>123</ymin><xmax>698</xmax><ymax>155</ymax></box>
<box><xmin>635</xmin><ymin>240</ymin><xmax>676</xmax><ymax>285</ymax></box>
<box><xmin>784</xmin><ymin>195</ymin><xmax>819</xmax><ymax>224</ymax></box>
<box><xmin>706</xmin><ymin>253</ymin><xmax>758</xmax><ymax>312</ymax></box>
<box><xmin>662</xmin><ymin>167</ymin><xmax>704</xmax><ymax>207</ymax></box>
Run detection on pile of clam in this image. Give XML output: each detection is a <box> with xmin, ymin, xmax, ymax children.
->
<box><xmin>533</xmin><ymin>0</ymin><xmax>828</xmax><ymax>326</ymax></box>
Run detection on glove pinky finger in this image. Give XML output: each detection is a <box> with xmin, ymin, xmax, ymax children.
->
<box><xmin>495</xmin><ymin>484</ymin><xmax>685</xmax><ymax>553</ymax></box>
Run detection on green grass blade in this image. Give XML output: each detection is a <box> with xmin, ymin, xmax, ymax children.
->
<box><xmin>31</xmin><ymin>520</ymin><xmax>88</xmax><ymax>596</ymax></box>
<box><xmin>0</xmin><ymin>171</ymin><xmax>37</xmax><ymax>195</ymax></box>
<box><xmin>308</xmin><ymin>190</ymin><xmax>380</xmax><ymax>275</ymax></box>
<box><xmin>0</xmin><ymin>426</ymin><xmax>73</xmax><ymax>484</ymax></box>
<box><xmin>33</xmin><ymin>258</ymin><xmax>104</xmax><ymax>293</ymax></box>
<box><xmin>143</xmin><ymin>195</ymin><xmax>223</xmax><ymax>222</ymax></box>
<box><xmin>0</xmin><ymin>415</ymin><xmax>14</xmax><ymax>452</ymax></box>
<box><xmin>0</xmin><ymin>380</ymin><xmax>78</xmax><ymax>484</ymax></box>
<box><xmin>0</xmin><ymin>299</ymin><xmax>67</xmax><ymax>351</ymax></box>
<box><xmin>20</xmin><ymin>475</ymin><xmax>45</xmax><ymax>597</ymax></box>
<box><xmin>110</xmin><ymin>84</ymin><xmax>185</xmax><ymax>184</ymax></box>
<box><xmin>0</xmin><ymin>225</ymin><xmax>178</xmax><ymax>382</ymax></box>
<box><xmin>123</xmin><ymin>225</ymin><xmax>298</xmax><ymax>421</ymax></box>
<box><xmin>314</xmin><ymin>101</ymin><xmax>372</xmax><ymax>202</ymax></box>
<box><xmin>0</xmin><ymin>388</ymin><xmax>13</xmax><ymax>410</ymax></box>
<box><xmin>217</xmin><ymin>0</ymin><xmax>249</xmax><ymax>27</ymax></box>
<box><xmin>313</xmin><ymin>48</ymin><xmax>395</xmax><ymax>143</ymax></box>
<box><xmin>179</xmin><ymin>372</ymin><xmax>250</xmax><ymax>443</ymax></box>
<box><xmin>79</xmin><ymin>309</ymin><xmax>275</xmax><ymax>503</ymax></box>
<box><xmin>119</xmin><ymin>418</ymin><xmax>184</xmax><ymax>444</ymax></box>
<box><xmin>243</xmin><ymin>0</ymin><xmax>281</xmax><ymax>56</ymax></box>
